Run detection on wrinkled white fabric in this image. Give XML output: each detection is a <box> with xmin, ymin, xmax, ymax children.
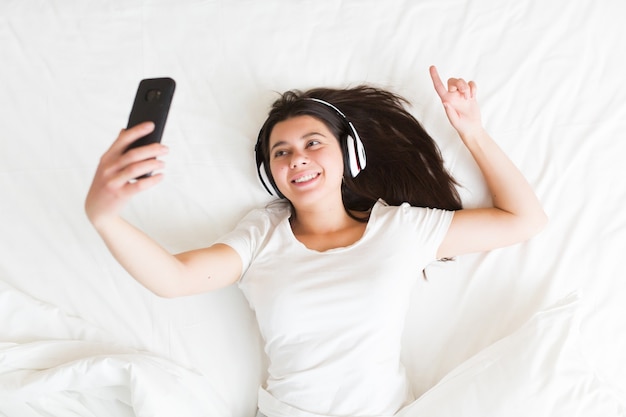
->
<box><xmin>0</xmin><ymin>282</ymin><xmax>230</xmax><ymax>417</ymax></box>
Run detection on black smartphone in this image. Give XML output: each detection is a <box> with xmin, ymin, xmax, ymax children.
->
<box><xmin>125</xmin><ymin>77</ymin><xmax>176</xmax><ymax>153</ymax></box>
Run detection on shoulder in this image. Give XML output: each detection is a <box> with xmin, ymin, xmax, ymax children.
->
<box><xmin>368</xmin><ymin>200</ymin><xmax>455</xmax><ymax>262</ymax></box>
<box><xmin>369</xmin><ymin>199</ymin><xmax>454</xmax><ymax>244</ymax></box>
<box><xmin>235</xmin><ymin>200</ymin><xmax>291</xmax><ymax>228</ymax></box>
<box><xmin>371</xmin><ymin>199</ymin><xmax>453</xmax><ymax>225</ymax></box>
<box><xmin>216</xmin><ymin>201</ymin><xmax>291</xmax><ymax>270</ymax></box>
<box><xmin>227</xmin><ymin>200</ymin><xmax>292</xmax><ymax>243</ymax></box>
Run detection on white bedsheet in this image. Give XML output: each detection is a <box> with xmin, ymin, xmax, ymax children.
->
<box><xmin>1</xmin><ymin>0</ymin><xmax>625</xmax><ymax>416</ymax></box>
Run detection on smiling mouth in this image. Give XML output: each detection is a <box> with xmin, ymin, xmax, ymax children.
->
<box><xmin>292</xmin><ymin>173</ymin><xmax>320</xmax><ymax>184</ymax></box>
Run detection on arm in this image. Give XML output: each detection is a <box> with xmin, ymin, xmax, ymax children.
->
<box><xmin>85</xmin><ymin>123</ymin><xmax>241</xmax><ymax>297</ymax></box>
<box><xmin>429</xmin><ymin>66</ymin><xmax>548</xmax><ymax>259</ymax></box>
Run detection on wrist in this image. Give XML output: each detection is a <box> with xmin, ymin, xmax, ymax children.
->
<box><xmin>459</xmin><ymin>126</ymin><xmax>489</xmax><ymax>146</ymax></box>
<box><xmin>88</xmin><ymin>211</ymin><xmax>123</xmax><ymax>233</ymax></box>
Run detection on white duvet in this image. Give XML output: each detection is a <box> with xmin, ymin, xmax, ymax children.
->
<box><xmin>1</xmin><ymin>0</ymin><xmax>625</xmax><ymax>416</ymax></box>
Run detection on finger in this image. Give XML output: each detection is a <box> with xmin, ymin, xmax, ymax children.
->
<box><xmin>127</xmin><ymin>172</ymin><xmax>165</xmax><ymax>193</ymax></box>
<box><xmin>450</xmin><ymin>78</ymin><xmax>471</xmax><ymax>98</ymax></box>
<box><xmin>460</xmin><ymin>79</ymin><xmax>472</xmax><ymax>99</ymax></box>
<box><xmin>109</xmin><ymin>171</ymin><xmax>165</xmax><ymax>205</ymax></box>
<box><xmin>119</xmin><ymin>158</ymin><xmax>166</xmax><ymax>186</ymax></box>
<box><xmin>120</xmin><ymin>141</ymin><xmax>169</xmax><ymax>166</ymax></box>
<box><xmin>102</xmin><ymin>142</ymin><xmax>168</xmax><ymax>185</ymax></box>
<box><xmin>456</xmin><ymin>78</ymin><xmax>467</xmax><ymax>94</ymax></box>
<box><xmin>429</xmin><ymin>65</ymin><xmax>449</xmax><ymax>99</ymax></box>
<box><xmin>468</xmin><ymin>80</ymin><xmax>478</xmax><ymax>99</ymax></box>
<box><xmin>104</xmin><ymin>156</ymin><xmax>166</xmax><ymax>190</ymax></box>
<box><xmin>108</xmin><ymin>122</ymin><xmax>156</xmax><ymax>155</ymax></box>
<box><xmin>447</xmin><ymin>77</ymin><xmax>460</xmax><ymax>93</ymax></box>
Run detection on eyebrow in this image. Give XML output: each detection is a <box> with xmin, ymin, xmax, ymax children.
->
<box><xmin>269</xmin><ymin>131</ymin><xmax>327</xmax><ymax>152</ymax></box>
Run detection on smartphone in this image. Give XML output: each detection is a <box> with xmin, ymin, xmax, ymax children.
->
<box><xmin>125</xmin><ymin>77</ymin><xmax>176</xmax><ymax>153</ymax></box>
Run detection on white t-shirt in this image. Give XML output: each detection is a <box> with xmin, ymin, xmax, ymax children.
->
<box><xmin>218</xmin><ymin>200</ymin><xmax>454</xmax><ymax>417</ymax></box>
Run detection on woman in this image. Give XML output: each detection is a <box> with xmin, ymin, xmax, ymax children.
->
<box><xmin>85</xmin><ymin>66</ymin><xmax>547</xmax><ymax>417</ymax></box>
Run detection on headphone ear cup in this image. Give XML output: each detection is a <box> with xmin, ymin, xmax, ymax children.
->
<box><xmin>346</xmin><ymin>136</ymin><xmax>359</xmax><ymax>177</ymax></box>
<box><xmin>258</xmin><ymin>162</ymin><xmax>279</xmax><ymax>196</ymax></box>
<box><xmin>346</xmin><ymin>135</ymin><xmax>367</xmax><ymax>177</ymax></box>
<box><xmin>355</xmin><ymin>134</ymin><xmax>366</xmax><ymax>171</ymax></box>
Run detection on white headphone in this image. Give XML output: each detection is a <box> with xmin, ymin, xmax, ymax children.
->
<box><xmin>256</xmin><ymin>97</ymin><xmax>367</xmax><ymax>196</ymax></box>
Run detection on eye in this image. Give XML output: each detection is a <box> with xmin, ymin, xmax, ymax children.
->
<box><xmin>306</xmin><ymin>139</ymin><xmax>321</xmax><ymax>148</ymax></box>
<box><xmin>273</xmin><ymin>149</ymin><xmax>288</xmax><ymax>158</ymax></box>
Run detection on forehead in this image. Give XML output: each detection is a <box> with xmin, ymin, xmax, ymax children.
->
<box><xmin>268</xmin><ymin>115</ymin><xmax>333</xmax><ymax>146</ymax></box>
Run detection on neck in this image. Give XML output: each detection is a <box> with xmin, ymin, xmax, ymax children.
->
<box><xmin>290</xmin><ymin>204</ymin><xmax>369</xmax><ymax>252</ymax></box>
<box><xmin>290</xmin><ymin>204</ymin><xmax>354</xmax><ymax>235</ymax></box>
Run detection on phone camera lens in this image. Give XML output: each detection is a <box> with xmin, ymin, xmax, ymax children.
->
<box><xmin>145</xmin><ymin>89</ymin><xmax>162</xmax><ymax>102</ymax></box>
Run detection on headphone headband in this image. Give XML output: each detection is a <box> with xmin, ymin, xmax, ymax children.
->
<box><xmin>305</xmin><ymin>97</ymin><xmax>348</xmax><ymax>118</ymax></box>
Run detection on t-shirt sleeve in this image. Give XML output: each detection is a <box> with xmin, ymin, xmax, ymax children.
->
<box><xmin>412</xmin><ymin>205</ymin><xmax>455</xmax><ymax>262</ymax></box>
<box><xmin>376</xmin><ymin>201</ymin><xmax>455</xmax><ymax>265</ymax></box>
<box><xmin>214</xmin><ymin>208</ymin><xmax>273</xmax><ymax>278</ymax></box>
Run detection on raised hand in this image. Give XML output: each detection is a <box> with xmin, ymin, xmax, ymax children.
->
<box><xmin>85</xmin><ymin>122</ymin><xmax>168</xmax><ymax>227</ymax></box>
<box><xmin>429</xmin><ymin>65</ymin><xmax>483</xmax><ymax>140</ymax></box>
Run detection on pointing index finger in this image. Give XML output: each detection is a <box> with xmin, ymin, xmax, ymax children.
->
<box><xmin>429</xmin><ymin>65</ymin><xmax>448</xmax><ymax>99</ymax></box>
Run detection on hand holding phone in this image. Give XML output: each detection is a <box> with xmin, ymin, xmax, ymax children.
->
<box><xmin>125</xmin><ymin>77</ymin><xmax>176</xmax><ymax>153</ymax></box>
<box><xmin>124</xmin><ymin>77</ymin><xmax>175</xmax><ymax>179</ymax></box>
<box><xmin>85</xmin><ymin>79</ymin><xmax>174</xmax><ymax>224</ymax></box>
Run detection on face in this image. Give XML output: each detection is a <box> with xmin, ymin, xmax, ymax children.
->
<box><xmin>268</xmin><ymin>115</ymin><xmax>345</xmax><ymax>208</ymax></box>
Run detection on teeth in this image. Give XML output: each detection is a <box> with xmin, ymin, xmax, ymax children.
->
<box><xmin>293</xmin><ymin>173</ymin><xmax>317</xmax><ymax>183</ymax></box>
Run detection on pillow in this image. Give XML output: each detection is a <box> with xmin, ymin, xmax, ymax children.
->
<box><xmin>397</xmin><ymin>292</ymin><xmax>625</xmax><ymax>417</ymax></box>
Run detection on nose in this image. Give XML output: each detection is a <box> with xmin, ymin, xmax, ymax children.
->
<box><xmin>289</xmin><ymin>150</ymin><xmax>308</xmax><ymax>168</ymax></box>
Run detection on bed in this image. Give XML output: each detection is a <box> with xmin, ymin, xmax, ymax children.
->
<box><xmin>1</xmin><ymin>0</ymin><xmax>624</xmax><ymax>416</ymax></box>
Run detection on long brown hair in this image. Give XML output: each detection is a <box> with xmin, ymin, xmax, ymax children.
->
<box><xmin>255</xmin><ymin>85</ymin><xmax>462</xmax><ymax>219</ymax></box>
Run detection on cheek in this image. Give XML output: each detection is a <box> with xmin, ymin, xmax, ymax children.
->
<box><xmin>327</xmin><ymin>149</ymin><xmax>346</xmax><ymax>178</ymax></box>
<box><xmin>269</xmin><ymin>160</ymin><xmax>286</xmax><ymax>182</ymax></box>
